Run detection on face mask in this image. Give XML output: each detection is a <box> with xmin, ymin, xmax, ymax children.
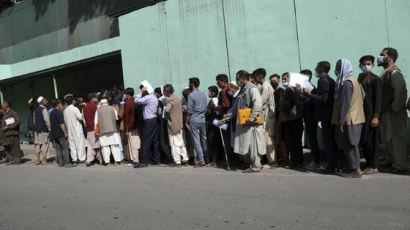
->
<box><xmin>377</xmin><ymin>55</ymin><xmax>386</xmax><ymax>66</ymax></box>
<box><xmin>227</xmin><ymin>90</ymin><xmax>233</xmax><ymax>96</ymax></box>
<box><xmin>314</xmin><ymin>72</ymin><xmax>321</xmax><ymax>78</ymax></box>
<box><xmin>271</xmin><ymin>81</ymin><xmax>278</xmax><ymax>89</ymax></box>
<box><xmin>236</xmin><ymin>80</ymin><xmax>243</xmax><ymax>88</ymax></box>
<box><xmin>283</xmin><ymin>82</ymin><xmax>289</xmax><ymax>87</ymax></box>
<box><xmin>334</xmin><ymin>70</ymin><xmax>340</xmax><ymax>77</ymax></box>
<box><xmin>360</xmin><ymin>65</ymin><xmax>373</xmax><ymax>73</ymax></box>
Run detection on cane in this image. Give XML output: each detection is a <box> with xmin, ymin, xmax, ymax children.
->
<box><xmin>218</xmin><ymin>125</ymin><xmax>231</xmax><ymax>171</ymax></box>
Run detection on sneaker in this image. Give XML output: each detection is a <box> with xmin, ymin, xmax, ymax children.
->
<box><xmin>169</xmin><ymin>163</ymin><xmax>182</xmax><ymax>168</ymax></box>
<box><xmin>134</xmin><ymin>163</ymin><xmax>148</xmax><ymax>168</ymax></box>
<box><xmin>64</xmin><ymin>164</ymin><xmax>77</xmax><ymax>168</ymax></box>
<box><xmin>262</xmin><ymin>164</ymin><xmax>271</xmax><ymax>169</ymax></box>
<box><xmin>305</xmin><ymin>162</ymin><xmax>321</xmax><ymax>170</ymax></box>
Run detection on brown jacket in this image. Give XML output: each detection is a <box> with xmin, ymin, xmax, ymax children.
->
<box><xmin>332</xmin><ymin>76</ymin><xmax>365</xmax><ymax>125</ymax></box>
<box><xmin>1</xmin><ymin>109</ymin><xmax>20</xmax><ymax>137</ymax></box>
<box><xmin>165</xmin><ymin>94</ymin><xmax>183</xmax><ymax>133</ymax></box>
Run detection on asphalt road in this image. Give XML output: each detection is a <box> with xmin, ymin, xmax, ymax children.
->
<box><xmin>0</xmin><ymin>146</ymin><xmax>409</xmax><ymax>230</ymax></box>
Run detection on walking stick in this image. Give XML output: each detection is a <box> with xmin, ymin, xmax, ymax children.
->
<box><xmin>218</xmin><ymin>126</ymin><xmax>230</xmax><ymax>171</ymax></box>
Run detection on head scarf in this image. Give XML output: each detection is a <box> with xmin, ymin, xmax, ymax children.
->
<box><xmin>334</xmin><ymin>58</ymin><xmax>353</xmax><ymax>100</ymax></box>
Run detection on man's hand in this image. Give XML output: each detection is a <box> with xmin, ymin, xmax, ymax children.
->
<box><xmin>185</xmin><ymin>122</ymin><xmax>190</xmax><ymax>132</ymax></box>
<box><xmin>339</xmin><ymin>125</ymin><xmax>344</xmax><ymax>133</ymax></box>
<box><xmin>218</xmin><ymin>120</ymin><xmax>225</xmax><ymax>126</ymax></box>
<box><xmin>140</xmin><ymin>86</ymin><xmax>147</xmax><ymax>95</ymax></box>
<box><xmin>371</xmin><ymin>117</ymin><xmax>379</xmax><ymax>127</ymax></box>
<box><xmin>303</xmin><ymin>88</ymin><xmax>311</xmax><ymax>95</ymax></box>
<box><xmin>2</xmin><ymin>126</ymin><xmax>8</xmax><ymax>131</ymax></box>
<box><xmin>295</xmin><ymin>83</ymin><xmax>302</xmax><ymax>92</ymax></box>
<box><xmin>64</xmin><ymin>132</ymin><xmax>68</xmax><ymax>138</ymax></box>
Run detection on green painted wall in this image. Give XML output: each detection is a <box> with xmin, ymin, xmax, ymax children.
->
<box><xmin>119</xmin><ymin>0</ymin><xmax>230</xmax><ymax>95</ymax></box>
<box><xmin>118</xmin><ymin>0</ymin><xmax>410</xmax><ymax>146</ymax></box>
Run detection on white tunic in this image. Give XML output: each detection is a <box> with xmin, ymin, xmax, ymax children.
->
<box><xmin>63</xmin><ymin>104</ymin><xmax>86</xmax><ymax>150</ymax></box>
<box><xmin>94</xmin><ymin>104</ymin><xmax>120</xmax><ymax>147</ymax></box>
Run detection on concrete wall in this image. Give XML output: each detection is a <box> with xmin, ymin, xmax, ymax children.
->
<box><xmin>119</xmin><ymin>0</ymin><xmax>410</xmax><ymax>96</ymax></box>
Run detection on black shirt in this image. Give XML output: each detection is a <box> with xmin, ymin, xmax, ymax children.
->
<box><xmin>50</xmin><ymin>109</ymin><xmax>65</xmax><ymax>139</ymax></box>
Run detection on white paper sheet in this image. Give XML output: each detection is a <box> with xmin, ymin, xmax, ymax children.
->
<box><xmin>5</xmin><ymin>117</ymin><xmax>15</xmax><ymax>126</ymax></box>
<box><xmin>289</xmin><ymin>73</ymin><xmax>309</xmax><ymax>87</ymax></box>
<box><xmin>140</xmin><ymin>80</ymin><xmax>154</xmax><ymax>94</ymax></box>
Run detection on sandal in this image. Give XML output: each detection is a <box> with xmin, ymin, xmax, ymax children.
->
<box><xmin>243</xmin><ymin>167</ymin><xmax>261</xmax><ymax>173</ymax></box>
<box><xmin>364</xmin><ymin>168</ymin><xmax>378</xmax><ymax>175</ymax></box>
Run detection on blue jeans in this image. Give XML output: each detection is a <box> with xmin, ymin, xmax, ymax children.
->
<box><xmin>189</xmin><ymin>122</ymin><xmax>208</xmax><ymax>165</ymax></box>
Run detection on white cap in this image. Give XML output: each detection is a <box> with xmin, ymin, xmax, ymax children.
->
<box><xmin>229</xmin><ymin>81</ymin><xmax>239</xmax><ymax>88</ymax></box>
<box><xmin>37</xmin><ymin>96</ymin><xmax>44</xmax><ymax>104</ymax></box>
<box><xmin>100</xmin><ymin>99</ymin><xmax>108</xmax><ymax>104</ymax></box>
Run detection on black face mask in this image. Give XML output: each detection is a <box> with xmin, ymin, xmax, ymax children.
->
<box><xmin>271</xmin><ymin>81</ymin><xmax>278</xmax><ymax>89</ymax></box>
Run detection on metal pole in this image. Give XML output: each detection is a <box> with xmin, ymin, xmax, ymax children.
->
<box><xmin>52</xmin><ymin>74</ymin><xmax>59</xmax><ymax>99</ymax></box>
<box><xmin>219</xmin><ymin>126</ymin><xmax>230</xmax><ymax>171</ymax></box>
<box><xmin>0</xmin><ymin>89</ymin><xmax>3</xmax><ymax>104</ymax></box>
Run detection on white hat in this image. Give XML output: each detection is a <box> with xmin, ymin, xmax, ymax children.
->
<box><xmin>100</xmin><ymin>99</ymin><xmax>108</xmax><ymax>104</ymax></box>
<box><xmin>37</xmin><ymin>96</ymin><xmax>44</xmax><ymax>104</ymax></box>
<box><xmin>229</xmin><ymin>81</ymin><xmax>239</xmax><ymax>88</ymax></box>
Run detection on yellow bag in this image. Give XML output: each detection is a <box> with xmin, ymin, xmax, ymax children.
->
<box><xmin>238</xmin><ymin>109</ymin><xmax>262</xmax><ymax>125</ymax></box>
<box><xmin>94</xmin><ymin>123</ymin><xmax>100</xmax><ymax>136</ymax></box>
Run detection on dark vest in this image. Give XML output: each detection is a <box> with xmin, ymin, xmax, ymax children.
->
<box><xmin>34</xmin><ymin>106</ymin><xmax>48</xmax><ymax>132</ymax></box>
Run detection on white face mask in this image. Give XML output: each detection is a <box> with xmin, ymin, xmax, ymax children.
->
<box><xmin>360</xmin><ymin>65</ymin><xmax>373</xmax><ymax>73</ymax></box>
<box><xmin>377</xmin><ymin>56</ymin><xmax>386</xmax><ymax>66</ymax></box>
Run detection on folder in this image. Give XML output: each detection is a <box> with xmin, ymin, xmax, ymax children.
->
<box><xmin>238</xmin><ymin>109</ymin><xmax>262</xmax><ymax>125</ymax></box>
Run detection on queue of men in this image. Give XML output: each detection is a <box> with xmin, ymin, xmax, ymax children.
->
<box><xmin>1</xmin><ymin>47</ymin><xmax>410</xmax><ymax>178</ymax></box>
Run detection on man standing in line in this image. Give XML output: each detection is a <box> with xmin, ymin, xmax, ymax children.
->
<box><xmin>357</xmin><ymin>55</ymin><xmax>382</xmax><ymax>174</ymax></box>
<box><xmin>214</xmin><ymin>74</ymin><xmax>232</xmax><ymax>165</ymax></box>
<box><xmin>304</xmin><ymin>62</ymin><xmax>338</xmax><ymax>174</ymax></box>
<box><xmin>279</xmin><ymin>73</ymin><xmax>304</xmax><ymax>169</ymax></box>
<box><xmin>134</xmin><ymin>84</ymin><xmax>161</xmax><ymax>168</ymax></box>
<box><xmin>95</xmin><ymin>99</ymin><xmax>122</xmax><ymax>166</ymax></box>
<box><xmin>64</xmin><ymin>96</ymin><xmax>86</xmax><ymax>165</ymax></box>
<box><xmin>82</xmin><ymin>93</ymin><xmax>102</xmax><ymax>167</ymax></box>
<box><xmin>378</xmin><ymin>47</ymin><xmax>409</xmax><ymax>172</ymax></box>
<box><xmin>123</xmin><ymin>88</ymin><xmax>141</xmax><ymax>165</ymax></box>
<box><xmin>50</xmin><ymin>99</ymin><xmax>75</xmax><ymax>168</ymax></box>
<box><xmin>33</xmin><ymin>96</ymin><xmax>51</xmax><ymax>165</ymax></box>
<box><xmin>296</xmin><ymin>69</ymin><xmax>319</xmax><ymax>169</ymax></box>
<box><xmin>1</xmin><ymin>101</ymin><xmax>21</xmax><ymax>165</ymax></box>
<box><xmin>270</xmin><ymin>74</ymin><xmax>288</xmax><ymax>167</ymax></box>
<box><xmin>234</xmin><ymin>70</ymin><xmax>266</xmax><ymax>173</ymax></box>
<box><xmin>186</xmin><ymin>77</ymin><xmax>208</xmax><ymax>167</ymax></box>
<box><xmin>332</xmin><ymin>59</ymin><xmax>365</xmax><ymax>178</ymax></box>
<box><xmin>253</xmin><ymin>68</ymin><xmax>276</xmax><ymax>168</ymax></box>
<box><xmin>163</xmin><ymin>84</ymin><xmax>189</xmax><ymax>167</ymax></box>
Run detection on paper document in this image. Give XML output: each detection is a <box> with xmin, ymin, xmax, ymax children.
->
<box><xmin>289</xmin><ymin>73</ymin><xmax>309</xmax><ymax>87</ymax></box>
<box><xmin>5</xmin><ymin>117</ymin><xmax>15</xmax><ymax>126</ymax></box>
<box><xmin>140</xmin><ymin>80</ymin><xmax>154</xmax><ymax>94</ymax></box>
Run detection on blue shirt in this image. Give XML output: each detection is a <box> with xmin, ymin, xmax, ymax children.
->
<box><xmin>187</xmin><ymin>89</ymin><xmax>207</xmax><ymax>124</ymax></box>
<box><xmin>50</xmin><ymin>109</ymin><xmax>65</xmax><ymax>139</ymax></box>
<box><xmin>134</xmin><ymin>94</ymin><xmax>159</xmax><ymax>120</ymax></box>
